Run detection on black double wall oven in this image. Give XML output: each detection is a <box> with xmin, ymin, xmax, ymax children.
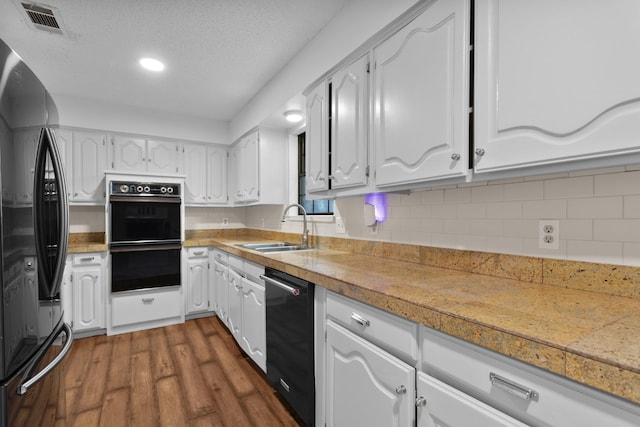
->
<box><xmin>109</xmin><ymin>181</ymin><xmax>181</xmax><ymax>293</ymax></box>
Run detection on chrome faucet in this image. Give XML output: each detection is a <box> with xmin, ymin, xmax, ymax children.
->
<box><xmin>282</xmin><ymin>203</ymin><xmax>309</xmax><ymax>248</ymax></box>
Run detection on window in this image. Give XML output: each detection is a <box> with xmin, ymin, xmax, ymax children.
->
<box><xmin>298</xmin><ymin>132</ymin><xmax>333</xmax><ymax>215</ymax></box>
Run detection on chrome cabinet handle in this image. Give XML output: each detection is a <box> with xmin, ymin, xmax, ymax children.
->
<box><xmin>489</xmin><ymin>372</ymin><xmax>539</xmax><ymax>401</ymax></box>
<box><xmin>350</xmin><ymin>312</ymin><xmax>370</xmax><ymax>327</ymax></box>
<box><xmin>142</xmin><ymin>297</ymin><xmax>155</xmax><ymax>303</ymax></box>
<box><xmin>451</xmin><ymin>153</ymin><xmax>461</xmax><ymax>161</ymax></box>
<box><xmin>193</xmin><ymin>251</ymin><xmax>205</xmax><ymax>256</ymax></box>
<box><xmin>475</xmin><ymin>148</ymin><xmax>485</xmax><ymax>156</ymax></box>
<box><xmin>415</xmin><ymin>396</ymin><xmax>427</xmax><ymax>407</ymax></box>
<box><xmin>395</xmin><ymin>385</ymin><xmax>406</xmax><ymax>394</ymax></box>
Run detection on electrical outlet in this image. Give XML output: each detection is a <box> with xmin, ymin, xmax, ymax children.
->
<box><xmin>335</xmin><ymin>217</ymin><xmax>346</xmax><ymax>234</ymax></box>
<box><xmin>222</xmin><ymin>218</ymin><xmax>229</xmax><ymax>226</ymax></box>
<box><xmin>261</xmin><ymin>218</ymin><xmax>265</xmax><ymax>228</ymax></box>
<box><xmin>538</xmin><ymin>220</ymin><xmax>559</xmax><ymax>249</ymax></box>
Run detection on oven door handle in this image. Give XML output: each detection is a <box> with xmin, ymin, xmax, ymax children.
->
<box><xmin>110</xmin><ymin>243</ymin><xmax>182</xmax><ymax>253</ymax></box>
<box><xmin>260</xmin><ymin>275</ymin><xmax>300</xmax><ymax>296</ymax></box>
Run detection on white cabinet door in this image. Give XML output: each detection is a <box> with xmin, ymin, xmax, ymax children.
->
<box><xmin>373</xmin><ymin>0</ymin><xmax>470</xmax><ymax>187</ymax></box>
<box><xmin>147</xmin><ymin>139</ymin><xmax>180</xmax><ymax>174</ymax></box>
<box><xmin>71</xmin><ymin>131</ymin><xmax>107</xmax><ymax>203</ymax></box>
<box><xmin>111</xmin><ymin>136</ymin><xmax>146</xmax><ymax>172</ymax></box>
<box><xmin>326</xmin><ymin>320</ymin><xmax>415</xmax><ymax>427</ymax></box>
<box><xmin>240</xmin><ymin>276</ymin><xmax>266</xmax><ymax>372</ymax></box>
<box><xmin>183</xmin><ymin>143</ymin><xmax>208</xmax><ymax>205</ymax></box>
<box><xmin>474</xmin><ymin>0</ymin><xmax>640</xmax><ymax>174</ymax></box>
<box><xmin>53</xmin><ymin>128</ymin><xmax>71</xmax><ymax>185</ymax></box>
<box><xmin>227</xmin><ymin>267</ymin><xmax>243</xmax><ymax>343</ymax></box>
<box><xmin>72</xmin><ymin>265</ymin><xmax>104</xmax><ymax>331</ymax></box>
<box><xmin>207</xmin><ymin>145</ymin><xmax>228</xmax><ymax>204</ymax></box>
<box><xmin>416</xmin><ymin>372</ymin><xmax>528</xmax><ymax>427</ymax></box>
<box><xmin>13</xmin><ymin>129</ymin><xmax>38</xmax><ymax>204</ymax></box>
<box><xmin>233</xmin><ymin>132</ymin><xmax>259</xmax><ymax>203</ymax></box>
<box><xmin>331</xmin><ymin>54</ymin><xmax>369</xmax><ymax>190</ymax></box>
<box><xmin>186</xmin><ymin>256</ymin><xmax>209</xmax><ymax>315</ymax></box>
<box><xmin>211</xmin><ymin>259</ymin><xmax>227</xmax><ymax>315</ymax></box>
<box><xmin>306</xmin><ymin>80</ymin><xmax>330</xmax><ymax>192</ymax></box>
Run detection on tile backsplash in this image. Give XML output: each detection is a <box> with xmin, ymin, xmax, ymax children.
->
<box><xmin>69</xmin><ymin>166</ymin><xmax>640</xmax><ymax>267</ymax></box>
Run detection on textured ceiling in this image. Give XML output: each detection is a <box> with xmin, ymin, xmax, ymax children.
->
<box><xmin>0</xmin><ymin>0</ymin><xmax>349</xmax><ymax>122</ymax></box>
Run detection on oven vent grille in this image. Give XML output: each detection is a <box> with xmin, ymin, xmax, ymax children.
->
<box><xmin>21</xmin><ymin>2</ymin><xmax>63</xmax><ymax>34</ymax></box>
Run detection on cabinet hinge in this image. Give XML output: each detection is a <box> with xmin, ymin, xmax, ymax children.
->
<box><xmin>111</xmin><ymin>162</ymin><xmax>114</xmax><ymax>168</ymax></box>
<box><xmin>70</xmin><ymin>274</ymin><xmax>73</xmax><ymax>282</ymax></box>
<box><xmin>365</xmin><ymin>165</ymin><xmax>370</xmax><ymax>177</ymax></box>
<box><xmin>366</xmin><ymin>62</ymin><xmax>370</xmax><ymax>73</ymax></box>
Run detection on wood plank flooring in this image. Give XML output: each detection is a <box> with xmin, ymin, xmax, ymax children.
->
<box><xmin>62</xmin><ymin>316</ymin><xmax>302</xmax><ymax>427</ymax></box>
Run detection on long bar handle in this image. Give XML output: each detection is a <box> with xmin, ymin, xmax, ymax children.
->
<box><xmin>489</xmin><ymin>372</ymin><xmax>539</xmax><ymax>401</ymax></box>
<box><xmin>351</xmin><ymin>312</ymin><xmax>370</xmax><ymax>327</ymax></box>
<box><xmin>260</xmin><ymin>275</ymin><xmax>300</xmax><ymax>296</ymax></box>
<box><xmin>18</xmin><ymin>323</ymin><xmax>74</xmax><ymax>395</ymax></box>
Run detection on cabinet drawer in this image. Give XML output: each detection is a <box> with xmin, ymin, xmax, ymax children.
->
<box><xmin>72</xmin><ymin>253</ymin><xmax>102</xmax><ymax>266</ymax></box>
<box><xmin>421</xmin><ymin>327</ymin><xmax>640</xmax><ymax>427</ymax></box>
<box><xmin>211</xmin><ymin>249</ymin><xmax>228</xmax><ymax>264</ymax></box>
<box><xmin>243</xmin><ymin>260</ymin><xmax>264</xmax><ymax>283</ymax></box>
<box><xmin>187</xmin><ymin>247</ymin><xmax>208</xmax><ymax>258</ymax></box>
<box><xmin>327</xmin><ymin>291</ymin><xmax>418</xmax><ymax>364</ymax></box>
<box><xmin>112</xmin><ymin>288</ymin><xmax>181</xmax><ymax>327</ymax></box>
<box><xmin>228</xmin><ymin>254</ymin><xmax>243</xmax><ymax>271</ymax></box>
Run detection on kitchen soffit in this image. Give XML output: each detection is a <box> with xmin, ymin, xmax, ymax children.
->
<box><xmin>0</xmin><ymin>0</ymin><xmax>350</xmax><ymax>121</ymax></box>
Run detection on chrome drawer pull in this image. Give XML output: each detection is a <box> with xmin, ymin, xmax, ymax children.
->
<box><xmin>415</xmin><ymin>396</ymin><xmax>427</xmax><ymax>407</ymax></box>
<box><xmin>395</xmin><ymin>385</ymin><xmax>406</xmax><ymax>394</ymax></box>
<box><xmin>142</xmin><ymin>297</ymin><xmax>155</xmax><ymax>303</ymax></box>
<box><xmin>350</xmin><ymin>312</ymin><xmax>370</xmax><ymax>327</ymax></box>
<box><xmin>80</xmin><ymin>257</ymin><xmax>95</xmax><ymax>262</ymax></box>
<box><xmin>489</xmin><ymin>372</ymin><xmax>539</xmax><ymax>401</ymax></box>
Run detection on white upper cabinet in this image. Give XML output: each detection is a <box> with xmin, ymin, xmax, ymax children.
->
<box><xmin>206</xmin><ymin>145</ymin><xmax>228</xmax><ymax>204</ymax></box>
<box><xmin>474</xmin><ymin>0</ymin><xmax>640</xmax><ymax>175</ymax></box>
<box><xmin>306</xmin><ymin>80</ymin><xmax>330</xmax><ymax>193</ymax></box>
<box><xmin>183</xmin><ymin>143</ymin><xmax>208</xmax><ymax>204</ymax></box>
<box><xmin>111</xmin><ymin>136</ymin><xmax>180</xmax><ymax>174</ymax></box>
<box><xmin>373</xmin><ymin>0</ymin><xmax>470</xmax><ymax>188</ymax></box>
<box><xmin>230</xmin><ymin>128</ymin><xmax>286</xmax><ymax>205</ymax></box>
<box><xmin>331</xmin><ymin>54</ymin><xmax>370</xmax><ymax>190</ymax></box>
<box><xmin>71</xmin><ymin>131</ymin><xmax>108</xmax><ymax>204</ymax></box>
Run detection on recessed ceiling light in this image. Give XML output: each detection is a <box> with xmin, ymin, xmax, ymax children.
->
<box><xmin>283</xmin><ymin>110</ymin><xmax>303</xmax><ymax>123</ymax></box>
<box><xmin>139</xmin><ymin>57</ymin><xmax>165</xmax><ymax>72</ymax></box>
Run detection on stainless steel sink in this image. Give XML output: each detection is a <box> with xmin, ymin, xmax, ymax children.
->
<box><xmin>237</xmin><ymin>242</ymin><xmax>314</xmax><ymax>253</ymax></box>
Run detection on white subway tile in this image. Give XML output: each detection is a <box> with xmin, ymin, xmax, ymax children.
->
<box><xmin>391</xmin><ymin>205</ymin><xmax>413</xmax><ymax>219</ymax></box>
<box><xmin>504</xmin><ymin>181</ymin><xmax>544</xmax><ymax>201</ymax></box>
<box><xmin>457</xmin><ymin>203</ymin><xmax>486</xmax><ymax>219</ymax></box>
<box><xmin>470</xmin><ymin>219</ymin><xmax>503</xmax><ymax>237</ymax></box>
<box><xmin>456</xmin><ymin>235</ymin><xmax>487</xmax><ymax>251</ymax></box>
<box><xmin>567</xmin><ymin>240</ymin><xmax>623</xmax><ymax>264</ymax></box>
<box><xmin>471</xmin><ymin>184</ymin><xmax>505</xmax><ymax>203</ymax></box>
<box><xmin>569</xmin><ymin>166</ymin><xmax>625</xmax><ymax>177</ymax></box>
<box><xmin>420</xmin><ymin>189</ymin><xmax>444</xmax><ymax>205</ymax></box>
<box><xmin>523</xmin><ymin>199</ymin><xmax>567</xmax><ymax>219</ymax></box>
<box><xmin>559</xmin><ymin>219</ymin><xmax>593</xmax><ymax>240</ymax></box>
<box><xmin>486</xmin><ymin>201</ymin><xmax>523</xmax><ymax>219</ymax></box>
<box><xmin>503</xmin><ymin>220</ymin><xmax>538</xmax><ymax>239</ymax></box>
<box><xmin>444</xmin><ymin>219</ymin><xmax>471</xmax><ymax>235</ymax></box>
<box><xmin>410</xmin><ymin>205</ymin><xmax>431</xmax><ymax>219</ymax></box>
<box><xmin>567</xmin><ymin>197</ymin><xmax>623</xmax><ymax>219</ymax></box>
<box><xmin>622</xmin><ymin>243</ymin><xmax>640</xmax><ymax>266</ymax></box>
<box><xmin>394</xmin><ymin>230</ymin><xmax>430</xmax><ymax>245</ymax></box>
<box><xmin>420</xmin><ymin>218</ymin><xmax>444</xmax><ymax>233</ymax></box>
<box><xmin>543</xmin><ymin>176</ymin><xmax>593</xmax><ymax>200</ymax></box>
<box><xmin>624</xmin><ymin>195</ymin><xmax>640</xmax><ymax>218</ymax></box>
<box><xmin>431</xmin><ymin>204</ymin><xmax>457</xmax><ymax>219</ymax></box>
<box><xmin>522</xmin><ymin>238</ymin><xmax>567</xmax><ymax>259</ymax></box>
<box><xmin>486</xmin><ymin>237</ymin><xmax>524</xmax><ymax>255</ymax></box>
<box><xmin>593</xmin><ymin>219</ymin><xmax>640</xmax><ymax>242</ymax></box>
<box><xmin>431</xmin><ymin>233</ymin><xmax>457</xmax><ymax>249</ymax></box>
<box><xmin>524</xmin><ymin>172</ymin><xmax>569</xmax><ymax>181</ymax></box>
<box><xmin>594</xmin><ymin>170</ymin><xmax>640</xmax><ymax>196</ymax></box>
<box><xmin>444</xmin><ymin>187</ymin><xmax>472</xmax><ymax>204</ymax></box>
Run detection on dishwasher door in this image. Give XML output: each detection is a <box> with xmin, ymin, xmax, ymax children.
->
<box><xmin>263</xmin><ymin>268</ymin><xmax>315</xmax><ymax>427</ymax></box>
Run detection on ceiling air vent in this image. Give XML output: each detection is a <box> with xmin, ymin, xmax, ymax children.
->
<box><xmin>21</xmin><ymin>2</ymin><xmax>63</xmax><ymax>34</ymax></box>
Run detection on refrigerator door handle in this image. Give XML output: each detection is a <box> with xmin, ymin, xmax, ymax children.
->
<box><xmin>17</xmin><ymin>322</ymin><xmax>73</xmax><ymax>395</ymax></box>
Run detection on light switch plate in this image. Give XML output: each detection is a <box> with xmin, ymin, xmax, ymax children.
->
<box><xmin>335</xmin><ymin>217</ymin><xmax>346</xmax><ymax>234</ymax></box>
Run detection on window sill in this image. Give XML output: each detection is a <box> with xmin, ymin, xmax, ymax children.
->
<box><xmin>286</xmin><ymin>215</ymin><xmax>334</xmax><ymax>224</ymax></box>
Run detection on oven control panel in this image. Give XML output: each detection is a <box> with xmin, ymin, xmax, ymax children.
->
<box><xmin>110</xmin><ymin>181</ymin><xmax>181</xmax><ymax>197</ymax></box>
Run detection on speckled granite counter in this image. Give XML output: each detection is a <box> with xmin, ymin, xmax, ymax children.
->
<box><xmin>185</xmin><ymin>230</ymin><xmax>640</xmax><ymax>405</ymax></box>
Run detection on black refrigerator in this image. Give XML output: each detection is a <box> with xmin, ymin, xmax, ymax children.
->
<box><xmin>0</xmin><ymin>39</ymin><xmax>72</xmax><ymax>426</ymax></box>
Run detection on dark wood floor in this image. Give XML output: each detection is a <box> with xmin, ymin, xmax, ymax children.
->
<box><xmin>62</xmin><ymin>316</ymin><xmax>302</xmax><ymax>426</ymax></box>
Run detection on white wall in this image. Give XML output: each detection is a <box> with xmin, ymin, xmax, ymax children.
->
<box><xmin>243</xmin><ymin>165</ymin><xmax>640</xmax><ymax>267</ymax></box>
<box><xmin>54</xmin><ymin>94</ymin><xmax>229</xmax><ymax>144</ymax></box>
<box><xmin>229</xmin><ymin>0</ymin><xmax>419</xmax><ymax>141</ymax></box>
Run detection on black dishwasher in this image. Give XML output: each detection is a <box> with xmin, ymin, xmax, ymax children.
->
<box><xmin>262</xmin><ymin>267</ymin><xmax>315</xmax><ymax>427</ymax></box>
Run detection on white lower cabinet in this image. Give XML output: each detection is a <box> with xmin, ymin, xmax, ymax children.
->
<box><xmin>185</xmin><ymin>247</ymin><xmax>209</xmax><ymax>315</ymax></box>
<box><xmin>211</xmin><ymin>249</ymin><xmax>229</xmax><ymax>325</ymax></box>
<box><xmin>326</xmin><ymin>320</ymin><xmax>416</xmax><ymax>427</ymax></box>
<box><xmin>69</xmin><ymin>253</ymin><xmax>106</xmax><ymax>333</ymax></box>
<box><xmin>227</xmin><ymin>265</ymin><xmax>243</xmax><ymax>343</ymax></box>
<box><xmin>239</xmin><ymin>262</ymin><xmax>266</xmax><ymax>372</ymax></box>
<box><xmin>110</xmin><ymin>287</ymin><xmax>182</xmax><ymax>329</ymax></box>
<box><xmin>416</xmin><ymin>372</ymin><xmax>527</xmax><ymax>427</ymax></box>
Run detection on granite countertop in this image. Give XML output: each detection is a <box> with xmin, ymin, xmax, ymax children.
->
<box><xmin>186</xmin><ymin>236</ymin><xmax>640</xmax><ymax>405</ymax></box>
